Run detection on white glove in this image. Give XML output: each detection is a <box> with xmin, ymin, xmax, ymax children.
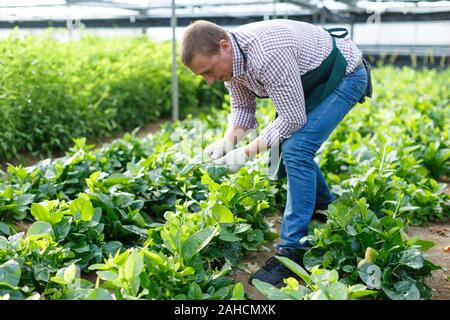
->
<box><xmin>214</xmin><ymin>148</ymin><xmax>248</xmax><ymax>174</ymax></box>
<box><xmin>204</xmin><ymin>137</ymin><xmax>235</xmax><ymax>160</ymax></box>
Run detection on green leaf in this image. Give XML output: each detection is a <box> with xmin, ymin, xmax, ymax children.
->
<box><xmin>53</xmin><ymin>218</ymin><xmax>71</xmax><ymax>242</ymax></box>
<box><xmin>303</xmin><ymin>250</ymin><xmax>323</xmax><ymax>270</ymax></box>
<box><xmin>410</xmin><ymin>239</ymin><xmax>435</xmax><ymax>252</ymax></box>
<box><xmin>85</xmin><ymin>288</ymin><xmax>114</xmax><ymax>300</ymax></box>
<box><xmin>232</xmin><ymin>283</ymin><xmax>245</xmax><ymax>300</ymax></box>
<box><xmin>0</xmin><ymin>222</ymin><xmax>11</xmax><ymax>236</ymax></box>
<box><xmin>68</xmin><ymin>240</ymin><xmax>90</xmax><ymax>253</ymax></box>
<box><xmin>382</xmin><ymin>280</ymin><xmax>421</xmax><ymax>300</ymax></box>
<box><xmin>395</xmin><ymin>249</ymin><xmax>424</xmax><ymax>269</ymax></box>
<box><xmin>121</xmin><ymin>225</ymin><xmax>148</xmax><ymax>237</ymax></box>
<box><xmin>31</xmin><ymin>202</ymin><xmax>63</xmax><ymax>224</ymax></box>
<box><xmin>2</xmin><ymin>187</ymin><xmax>14</xmax><ymax>199</ymax></box>
<box><xmin>143</xmin><ymin>250</ymin><xmax>164</xmax><ymax>266</ymax></box>
<box><xmin>211</xmin><ymin>260</ymin><xmax>232</xmax><ymax>280</ymax></box>
<box><xmin>205</xmin><ymin>165</ymin><xmax>229</xmax><ymax>180</ymax></box>
<box><xmin>342</xmin><ymin>265</ymin><xmax>354</xmax><ymax>273</ymax></box>
<box><xmin>346</xmin><ymin>225</ymin><xmax>358</xmax><ymax>236</ymax></box>
<box><xmin>30</xmin><ymin>203</ymin><xmax>49</xmax><ymax>221</ymax></box>
<box><xmin>70</xmin><ymin>194</ymin><xmax>95</xmax><ymax>222</ymax></box>
<box><xmin>114</xmin><ymin>194</ymin><xmax>134</xmax><ymax>208</ymax></box>
<box><xmin>178</xmin><ymin>162</ymin><xmax>199</xmax><ymax>177</ymax></box>
<box><xmin>124</xmin><ymin>250</ymin><xmax>144</xmax><ymax>282</ymax></box>
<box><xmin>358</xmin><ymin>262</ymin><xmax>381</xmax><ymax>290</ymax></box>
<box><xmin>64</xmin><ymin>265</ymin><xmax>78</xmax><ymax>284</ymax></box>
<box><xmin>348</xmin><ymin>284</ymin><xmax>377</xmax><ymax>299</ymax></box>
<box><xmin>399</xmin><ymin>206</ymin><xmax>420</xmax><ymax>213</ymax></box>
<box><xmin>16</xmin><ymin>194</ymin><xmax>35</xmax><ymax>207</ymax></box>
<box><xmin>212</xmin><ymin>204</ymin><xmax>234</xmax><ymax>223</ymax></box>
<box><xmin>97</xmin><ymin>270</ymin><xmax>119</xmax><ymax>281</ymax></box>
<box><xmin>276</xmin><ymin>256</ymin><xmax>312</xmax><ymax>287</ymax></box>
<box><xmin>327</xmin><ymin>282</ymin><xmax>348</xmax><ymax>300</ymax></box>
<box><xmin>233</xmin><ymin>223</ymin><xmax>251</xmax><ymax>234</ymax></box>
<box><xmin>101</xmin><ymin>241</ymin><xmax>123</xmax><ymax>257</ymax></box>
<box><xmin>200</xmin><ymin>173</ymin><xmax>220</xmax><ymax>192</ymax></box>
<box><xmin>88</xmin><ymin>264</ymin><xmax>111</xmax><ymax>271</ymax></box>
<box><xmin>182</xmin><ymin>227</ymin><xmax>218</xmax><ymax>262</ymax></box>
<box><xmin>248</xmin><ymin>191</ymin><xmax>266</xmax><ymax>201</ymax></box>
<box><xmin>187</xmin><ymin>282</ymin><xmax>202</xmax><ymax>300</ymax></box>
<box><xmin>26</xmin><ymin>221</ymin><xmax>53</xmax><ymax>238</ymax></box>
<box><xmin>86</xmin><ymin>171</ymin><xmax>101</xmax><ymax>191</ymax></box>
<box><xmin>0</xmin><ymin>259</ymin><xmax>21</xmax><ymax>287</ymax></box>
<box><xmin>218</xmin><ymin>185</ymin><xmax>237</xmax><ymax>204</ymax></box>
<box><xmin>252</xmin><ymin>279</ymin><xmax>295</xmax><ymax>300</ymax></box>
<box><xmin>219</xmin><ymin>226</ymin><xmax>241</xmax><ymax>242</ymax></box>
<box><xmin>103</xmin><ymin>173</ymin><xmax>133</xmax><ymax>187</ymax></box>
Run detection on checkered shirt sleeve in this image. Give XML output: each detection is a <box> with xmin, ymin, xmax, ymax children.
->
<box><xmin>224</xmin><ymin>20</ymin><xmax>363</xmax><ymax>147</ymax></box>
<box><xmin>225</xmin><ymin>81</ymin><xmax>259</xmax><ymax>129</ymax></box>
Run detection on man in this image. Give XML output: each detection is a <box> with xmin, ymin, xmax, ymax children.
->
<box><xmin>180</xmin><ymin>19</ymin><xmax>371</xmax><ymax>287</ymax></box>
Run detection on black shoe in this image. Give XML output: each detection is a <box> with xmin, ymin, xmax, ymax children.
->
<box><xmin>311</xmin><ymin>200</ymin><xmax>335</xmax><ymax>222</ymax></box>
<box><xmin>250</xmin><ymin>248</ymin><xmax>302</xmax><ymax>288</ymax></box>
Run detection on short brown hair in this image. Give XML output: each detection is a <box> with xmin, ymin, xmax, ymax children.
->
<box><xmin>180</xmin><ymin>20</ymin><xmax>229</xmax><ymax>66</ymax></box>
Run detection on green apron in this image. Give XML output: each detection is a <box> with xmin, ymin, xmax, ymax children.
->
<box><xmin>267</xmin><ymin>27</ymin><xmax>350</xmax><ymax>180</ymax></box>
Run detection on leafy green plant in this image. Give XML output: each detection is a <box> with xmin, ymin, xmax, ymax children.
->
<box><xmin>0</xmin><ymin>31</ymin><xmax>226</xmax><ymax>162</ymax></box>
<box><xmin>300</xmin><ymin>198</ymin><xmax>440</xmax><ymax>299</ymax></box>
<box><xmin>0</xmin><ymin>232</ymin><xmax>72</xmax><ymax>299</ymax></box>
<box><xmin>253</xmin><ymin>256</ymin><xmax>375</xmax><ymax>300</ymax></box>
<box><xmin>0</xmin><ymin>66</ymin><xmax>448</xmax><ymax>300</ymax></box>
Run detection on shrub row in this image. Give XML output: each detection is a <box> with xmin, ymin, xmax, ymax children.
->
<box><xmin>0</xmin><ymin>31</ymin><xmax>225</xmax><ymax>162</ymax></box>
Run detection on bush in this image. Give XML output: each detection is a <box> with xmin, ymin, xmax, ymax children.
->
<box><xmin>0</xmin><ymin>30</ymin><xmax>226</xmax><ymax>162</ymax></box>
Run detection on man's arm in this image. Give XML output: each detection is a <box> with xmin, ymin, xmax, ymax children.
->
<box><xmin>205</xmin><ymin>81</ymin><xmax>258</xmax><ymax>160</ymax></box>
<box><xmin>243</xmin><ymin>136</ymin><xmax>269</xmax><ymax>158</ymax></box>
<box><xmin>219</xmin><ymin>45</ymin><xmax>307</xmax><ymax>162</ymax></box>
<box><xmin>213</xmin><ymin>128</ymin><xmax>268</xmax><ymax>174</ymax></box>
<box><xmin>223</xmin><ymin>80</ymin><xmax>259</xmax><ymax>147</ymax></box>
<box><xmin>224</xmin><ymin>125</ymin><xmax>252</xmax><ymax>146</ymax></box>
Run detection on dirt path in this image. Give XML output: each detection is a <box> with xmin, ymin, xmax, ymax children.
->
<box><xmin>407</xmin><ymin>219</ymin><xmax>450</xmax><ymax>300</ymax></box>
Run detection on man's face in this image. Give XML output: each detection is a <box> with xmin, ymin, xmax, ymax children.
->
<box><xmin>187</xmin><ymin>39</ymin><xmax>233</xmax><ymax>85</ymax></box>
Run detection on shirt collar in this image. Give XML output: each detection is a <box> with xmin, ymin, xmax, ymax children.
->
<box><xmin>230</xmin><ymin>32</ymin><xmax>246</xmax><ymax>79</ymax></box>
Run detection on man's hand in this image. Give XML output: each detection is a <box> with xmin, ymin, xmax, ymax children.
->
<box><xmin>204</xmin><ymin>137</ymin><xmax>235</xmax><ymax>160</ymax></box>
<box><xmin>214</xmin><ymin>148</ymin><xmax>248</xmax><ymax>174</ymax></box>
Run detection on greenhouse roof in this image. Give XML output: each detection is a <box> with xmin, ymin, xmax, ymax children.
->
<box><xmin>0</xmin><ymin>0</ymin><xmax>449</xmax><ymax>21</ymax></box>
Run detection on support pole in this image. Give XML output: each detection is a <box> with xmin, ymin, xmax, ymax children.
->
<box><xmin>350</xmin><ymin>20</ymin><xmax>354</xmax><ymax>41</ymax></box>
<box><xmin>171</xmin><ymin>0</ymin><xmax>179</xmax><ymax>121</ymax></box>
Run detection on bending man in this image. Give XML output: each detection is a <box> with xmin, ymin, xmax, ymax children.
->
<box><xmin>180</xmin><ymin>19</ymin><xmax>370</xmax><ymax>287</ymax></box>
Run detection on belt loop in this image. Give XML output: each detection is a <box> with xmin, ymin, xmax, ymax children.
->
<box><xmin>325</xmin><ymin>27</ymin><xmax>349</xmax><ymax>38</ymax></box>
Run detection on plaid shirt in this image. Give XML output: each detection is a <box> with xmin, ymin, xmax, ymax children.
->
<box><xmin>224</xmin><ymin>19</ymin><xmax>362</xmax><ymax>146</ymax></box>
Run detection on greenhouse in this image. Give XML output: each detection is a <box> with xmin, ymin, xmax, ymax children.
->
<box><xmin>0</xmin><ymin>0</ymin><xmax>448</xmax><ymax>306</ymax></box>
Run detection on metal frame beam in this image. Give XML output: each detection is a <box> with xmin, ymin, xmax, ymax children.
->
<box><xmin>0</xmin><ymin>10</ymin><xmax>449</xmax><ymax>29</ymax></box>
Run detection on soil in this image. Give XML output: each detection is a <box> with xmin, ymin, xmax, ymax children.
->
<box><xmin>407</xmin><ymin>219</ymin><xmax>450</xmax><ymax>300</ymax></box>
<box><xmin>233</xmin><ymin>183</ymin><xmax>450</xmax><ymax>300</ymax></box>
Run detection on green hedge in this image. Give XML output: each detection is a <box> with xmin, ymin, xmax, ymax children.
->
<box><xmin>0</xmin><ymin>31</ymin><xmax>225</xmax><ymax>162</ymax></box>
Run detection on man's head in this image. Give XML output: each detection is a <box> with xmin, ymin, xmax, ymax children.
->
<box><xmin>180</xmin><ymin>20</ymin><xmax>233</xmax><ymax>84</ymax></box>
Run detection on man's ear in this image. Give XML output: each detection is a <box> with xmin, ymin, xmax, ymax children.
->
<box><xmin>218</xmin><ymin>39</ymin><xmax>231</xmax><ymax>53</ymax></box>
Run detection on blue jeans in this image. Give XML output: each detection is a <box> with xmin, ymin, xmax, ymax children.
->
<box><xmin>278</xmin><ymin>66</ymin><xmax>368</xmax><ymax>250</ymax></box>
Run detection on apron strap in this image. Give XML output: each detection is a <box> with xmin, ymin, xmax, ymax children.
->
<box><xmin>325</xmin><ymin>27</ymin><xmax>348</xmax><ymax>38</ymax></box>
<box><xmin>230</xmin><ymin>33</ymin><xmax>247</xmax><ymax>68</ymax></box>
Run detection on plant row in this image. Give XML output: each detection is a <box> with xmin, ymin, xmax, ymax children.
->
<box><xmin>0</xmin><ymin>66</ymin><xmax>448</xmax><ymax>300</ymax></box>
<box><xmin>0</xmin><ymin>31</ymin><xmax>225</xmax><ymax>162</ymax></box>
